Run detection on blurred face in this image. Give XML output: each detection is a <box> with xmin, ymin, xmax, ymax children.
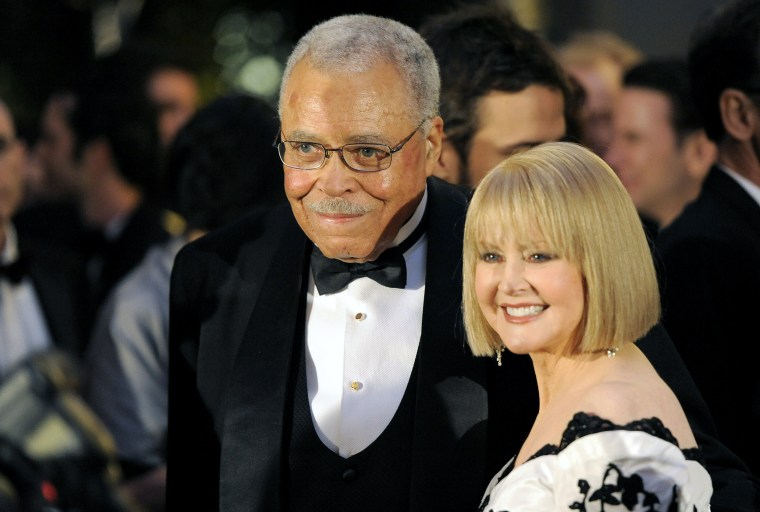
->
<box><xmin>467</xmin><ymin>86</ymin><xmax>565</xmax><ymax>185</ymax></box>
<box><xmin>606</xmin><ymin>88</ymin><xmax>688</xmax><ymax>224</ymax></box>
<box><xmin>148</xmin><ymin>68</ymin><xmax>200</xmax><ymax>148</ymax></box>
<box><xmin>0</xmin><ymin>103</ymin><xmax>24</xmax><ymax>224</ymax></box>
<box><xmin>475</xmin><ymin>234</ymin><xmax>584</xmax><ymax>356</ymax></box>
<box><xmin>568</xmin><ymin>60</ymin><xmax>622</xmax><ymax>158</ymax></box>
<box><xmin>35</xmin><ymin>94</ymin><xmax>80</xmax><ymax>199</ymax></box>
<box><xmin>280</xmin><ymin>59</ymin><xmax>441</xmax><ymax>263</ymax></box>
<box><xmin>75</xmin><ymin>142</ymin><xmax>101</xmax><ymax>226</ymax></box>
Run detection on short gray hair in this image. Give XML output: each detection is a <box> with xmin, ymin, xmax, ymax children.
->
<box><xmin>278</xmin><ymin>14</ymin><xmax>440</xmax><ymax>123</ymax></box>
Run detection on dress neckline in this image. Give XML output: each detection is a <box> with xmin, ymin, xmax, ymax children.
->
<box><xmin>526</xmin><ymin>412</ymin><xmax>703</xmax><ymax>466</ymax></box>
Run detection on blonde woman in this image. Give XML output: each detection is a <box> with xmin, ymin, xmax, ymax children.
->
<box><xmin>463</xmin><ymin>142</ymin><xmax>712</xmax><ymax>510</ymax></box>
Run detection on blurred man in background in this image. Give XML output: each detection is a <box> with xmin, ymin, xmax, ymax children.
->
<box><xmin>605</xmin><ymin>59</ymin><xmax>716</xmax><ymax>235</ymax></box>
<box><xmin>557</xmin><ymin>30</ymin><xmax>644</xmax><ymax>158</ymax></box>
<box><xmin>418</xmin><ymin>2</ymin><xmax>580</xmax><ymax>187</ymax></box>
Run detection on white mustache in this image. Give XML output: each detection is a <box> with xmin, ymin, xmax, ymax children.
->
<box><xmin>307</xmin><ymin>197</ymin><xmax>371</xmax><ymax>215</ymax></box>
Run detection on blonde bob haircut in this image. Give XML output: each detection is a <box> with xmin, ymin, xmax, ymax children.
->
<box><xmin>462</xmin><ymin>141</ymin><xmax>660</xmax><ymax>358</ymax></box>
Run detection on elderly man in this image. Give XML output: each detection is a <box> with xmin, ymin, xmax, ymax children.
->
<box><xmin>166</xmin><ymin>14</ymin><xmax>759</xmax><ymax>512</ymax></box>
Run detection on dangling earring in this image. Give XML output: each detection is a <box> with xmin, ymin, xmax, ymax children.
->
<box><xmin>496</xmin><ymin>346</ymin><xmax>504</xmax><ymax>366</ymax></box>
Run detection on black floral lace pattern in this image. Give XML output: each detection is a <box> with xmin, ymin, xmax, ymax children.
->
<box><xmin>478</xmin><ymin>412</ymin><xmax>708</xmax><ymax>512</ymax></box>
<box><xmin>527</xmin><ymin>412</ymin><xmax>705</xmax><ymax>466</ymax></box>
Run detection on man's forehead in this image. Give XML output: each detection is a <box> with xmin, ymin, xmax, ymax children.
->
<box><xmin>476</xmin><ymin>88</ymin><xmax>565</xmax><ymax>145</ymax></box>
<box><xmin>478</xmin><ymin>86</ymin><xmax>564</xmax><ymax>123</ymax></box>
<box><xmin>284</xmin><ymin>60</ymin><xmax>407</xmax><ymax>106</ymax></box>
<box><xmin>465</xmin><ymin>87</ymin><xmax>565</xmax><ymax>184</ymax></box>
<box><xmin>281</xmin><ymin>66</ymin><xmax>413</xmax><ymax>141</ymax></box>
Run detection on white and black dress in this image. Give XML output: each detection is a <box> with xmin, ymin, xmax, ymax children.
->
<box><xmin>479</xmin><ymin>412</ymin><xmax>712</xmax><ymax>511</ymax></box>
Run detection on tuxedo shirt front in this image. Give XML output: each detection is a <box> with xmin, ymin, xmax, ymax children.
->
<box><xmin>307</xmin><ymin>191</ymin><xmax>427</xmax><ymax>457</ymax></box>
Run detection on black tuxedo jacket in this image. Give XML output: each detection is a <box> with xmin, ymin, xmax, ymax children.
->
<box><xmin>17</xmin><ymin>231</ymin><xmax>90</xmax><ymax>357</ymax></box>
<box><xmin>167</xmin><ymin>177</ymin><xmax>758</xmax><ymax>511</ymax></box>
<box><xmin>656</xmin><ymin>165</ymin><xmax>760</xmax><ymax>480</ymax></box>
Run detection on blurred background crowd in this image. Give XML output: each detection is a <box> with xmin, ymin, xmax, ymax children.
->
<box><xmin>0</xmin><ymin>0</ymin><xmax>752</xmax><ymax>511</ymax></box>
<box><xmin>0</xmin><ymin>0</ymin><xmax>730</xmax><ymax>138</ymax></box>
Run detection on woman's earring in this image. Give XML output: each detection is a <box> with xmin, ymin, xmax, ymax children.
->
<box><xmin>496</xmin><ymin>346</ymin><xmax>504</xmax><ymax>367</ymax></box>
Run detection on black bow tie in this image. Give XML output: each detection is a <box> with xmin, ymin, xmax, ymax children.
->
<box><xmin>310</xmin><ymin>213</ymin><xmax>427</xmax><ymax>295</ymax></box>
<box><xmin>311</xmin><ymin>246</ymin><xmax>407</xmax><ymax>295</ymax></box>
<box><xmin>0</xmin><ymin>258</ymin><xmax>26</xmax><ymax>284</ymax></box>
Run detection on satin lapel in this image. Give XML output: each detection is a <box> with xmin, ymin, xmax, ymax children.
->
<box><xmin>409</xmin><ymin>178</ymin><xmax>490</xmax><ymax>510</ymax></box>
<box><xmin>219</xmin><ymin>219</ymin><xmax>309</xmax><ymax>512</ymax></box>
<box><xmin>27</xmin><ymin>265</ymin><xmax>80</xmax><ymax>351</ymax></box>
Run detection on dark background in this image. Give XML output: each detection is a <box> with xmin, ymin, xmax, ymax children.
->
<box><xmin>0</xmin><ymin>0</ymin><xmax>731</xmax><ymax>142</ymax></box>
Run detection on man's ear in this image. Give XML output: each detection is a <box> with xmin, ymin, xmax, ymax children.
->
<box><xmin>430</xmin><ymin>133</ymin><xmax>464</xmax><ymax>184</ymax></box>
<box><xmin>681</xmin><ymin>129</ymin><xmax>717</xmax><ymax>181</ymax></box>
<box><xmin>422</xmin><ymin>116</ymin><xmax>444</xmax><ymax>176</ymax></box>
<box><xmin>720</xmin><ymin>88</ymin><xmax>759</xmax><ymax>141</ymax></box>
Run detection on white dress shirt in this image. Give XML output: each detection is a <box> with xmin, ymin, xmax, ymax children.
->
<box><xmin>306</xmin><ymin>190</ymin><xmax>428</xmax><ymax>457</ymax></box>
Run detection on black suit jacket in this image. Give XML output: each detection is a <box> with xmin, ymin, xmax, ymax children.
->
<box><xmin>88</xmin><ymin>202</ymin><xmax>171</xmax><ymax>322</ymax></box>
<box><xmin>167</xmin><ymin>177</ymin><xmax>759</xmax><ymax>511</ymax></box>
<box><xmin>656</xmin><ymin>165</ymin><xmax>760</xmax><ymax>481</ymax></box>
<box><xmin>17</xmin><ymin>231</ymin><xmax>90</xmax><ymax>358</ymax></box>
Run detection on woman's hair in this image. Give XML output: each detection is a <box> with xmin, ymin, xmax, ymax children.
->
<box><xmin>463</xmin><ymin>141</ymin><xmax>660</xmax><ymax>357</ymax></box>
<box><xmin>278</xmin><ymin>14</ymin><xmax>440</xmax><ymax>125</ymax></box>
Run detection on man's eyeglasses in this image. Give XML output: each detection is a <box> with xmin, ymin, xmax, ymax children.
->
<box><xmin>273</xmin><ymin>120</ymin><xmax>426</xmax><ymax>173</ymax></box>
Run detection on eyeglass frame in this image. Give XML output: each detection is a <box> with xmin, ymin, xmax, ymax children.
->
<box><xmin>272</xmin><ymin>119</ymin><xmax>427</xmax><ymax>173</ymax></box>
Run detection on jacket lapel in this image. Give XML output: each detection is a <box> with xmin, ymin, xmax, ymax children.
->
<box><xmin>409</xmin><ymin>178</ymin><xmax>490</xmax><ymax>510</ymax></box>
<box><xmin>19</xmin><ymin>235</ymin><xmax>88</xmax><ymax>355</ymax></box>
<box><xmin>219</xmin><ymin>216</ymin><xmax>309</xmax><ymax>512</ymax></box>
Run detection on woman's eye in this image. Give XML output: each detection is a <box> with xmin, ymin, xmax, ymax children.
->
<box><xmin>480</xmin><ymin>252</ymin><xmax>501</xmax><ymax>263</ymax></box>
<box><xmin>527</xmin><ymin>252</ymin><xmax>553</xmax><ymax>263</ymax></box>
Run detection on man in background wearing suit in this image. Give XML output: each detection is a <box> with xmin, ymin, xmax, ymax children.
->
<box><xmin>70</xmin><ymin>54</ymin><xmax>173</xmax><ymax>326</ymax></box>
<box><xmin>656</xmin><ymin>0</ymin><xmax>760</xmax><ymax>478</ymax></box>
<box><xmin>167</xmin><ymin>13</ymin><xmax>759</xmax><ymax>512</ymax></box>
<box><xmin>0</xmin><ymin>97</ymin><xmax>88</xmax><ymax>377</ymax></box>
<box><xmin>605</xmin><ymin>59</ymin><xmax>716</xmax><ymax>237</ymax></box>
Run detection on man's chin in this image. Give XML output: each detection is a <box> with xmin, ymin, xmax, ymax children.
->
<box><xmin>313</xmin><ymin>240</ymin><xmax>379</xmax><ymax>263</ymax></box>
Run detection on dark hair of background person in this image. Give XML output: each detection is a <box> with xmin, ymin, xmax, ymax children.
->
<box><xmin>418</xmin><ymin>1</ymin><xmax>582</xmax><ymax>171</ymax></box>
<box><xmin>70</xmin><ymin>53</ymin><xmax>163</xmax><ymax>204</ymax></box>
<box><xmin>163</xmin><ymin>92</ymin><xmax>286</xmax><ymax>232</ymax></box>
<box><xmin>688</xmin><ymin>0</ymin><xmax>760</xmax><ymax>143</ymax></box>
<box><xmin>117</xmin><ymin>36</ymin><xmax>200</xmax><ymax>84</ymax></box>
<box><xmin>624</xmin><ymin>59</ymin><xmax>705</xmax><ymax>143</ymax></box>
